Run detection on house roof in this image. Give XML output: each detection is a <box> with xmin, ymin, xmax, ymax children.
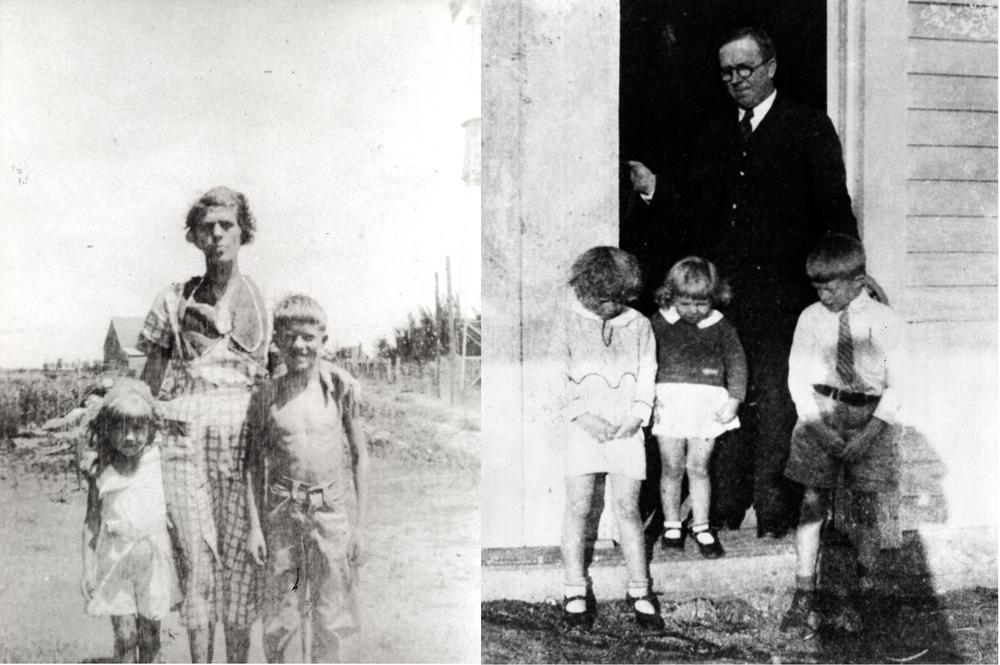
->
<box><xmin>109</xmin><ymin>317</ymin><xmax>146</xmax><ymax>353</ymax></box>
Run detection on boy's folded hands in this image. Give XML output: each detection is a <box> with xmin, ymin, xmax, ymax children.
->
<box><xmin>798</xmin><ymin>420</ymin><xmax>847</xmax><ymax>457</ymax></box>
<box><xmin>840</xmin><ymin>417</ymin><xmax>889</xmax><ymax>463</ymax></box>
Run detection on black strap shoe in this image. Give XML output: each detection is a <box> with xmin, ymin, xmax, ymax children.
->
<box><xmin>562</xmin><ymin>590</ymin><xmax>596</xmax><ymax>629</ymax></box>
<box><xmin>624</xmin><ymin>591</ymin><xmax>665</xmax><ymax>631</ymax></box>
<box><xmin>691</xmin><ymin>526</ymin><xmax>725</xmax><ymax>559</ymax></box>
<box><xmin>780</xmin><ymin>589</ymin><xmax>820</xmax><ymax>634</ymax></box>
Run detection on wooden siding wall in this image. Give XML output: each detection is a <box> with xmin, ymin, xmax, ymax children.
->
<box><xmin>903</xmin><ymin>1</ymin><xmax>997</xmax><ymax>334</ymax></box>
<box><xmin>900</xmin><ymin>0</ymin><xmax>998</xmax><ymax>528</ymax></box>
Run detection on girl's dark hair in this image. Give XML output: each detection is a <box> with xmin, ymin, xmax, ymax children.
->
<box><xmin>654</xmin><ymin>256</ymin><xmax>732</xmax><ymax>308</ymax></box>
<box><xmin>568</xmin><ymin>246</ymin><xmax>643</xmax><ymax>304</ymax></box>
<box><xmin>184</xmin><ymin>186</ymin><xmax>256</xmax><ymax>245</ymax></box>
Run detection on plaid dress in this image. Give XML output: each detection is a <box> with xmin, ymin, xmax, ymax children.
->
<box><xmin>138</xmin><ymin>274</ymin><xmax>268</xmax><ymax>629</ymax></box>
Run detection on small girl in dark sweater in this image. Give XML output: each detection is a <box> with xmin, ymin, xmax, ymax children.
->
<box><xmin>650</xmin><ymin>257</ymin><xmax>747</xmax><ymax>558</ymax></box>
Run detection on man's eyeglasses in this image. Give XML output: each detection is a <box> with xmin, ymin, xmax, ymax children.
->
<box><xmin>720</xmin><ymin>59</ymin><xmax>771</xmax><ymax>82</ymax></box>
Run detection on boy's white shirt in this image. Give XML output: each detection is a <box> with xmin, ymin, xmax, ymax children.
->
<box><xmin>787</xmin><ymin>291</ymin><xmax>904</xmax><ymax>424</ymax></box>
<box><xmin>659</xmin><ymin>306</ymin><xmax>723</xmax><ymax>329</ymax></box>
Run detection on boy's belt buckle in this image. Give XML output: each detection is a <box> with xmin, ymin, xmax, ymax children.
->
<box><xmin>307</xmin><ymin>488</ymin><xmax>324</xmax><ymax>509</ymax></box>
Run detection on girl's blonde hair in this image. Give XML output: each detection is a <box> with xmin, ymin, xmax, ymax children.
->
<box><xmin>87</xmin><ymin>378</ymin><xmax>156</xmax><ymax>469</ymax></box>
<box><xmin>654</xmin><ymin>256</ymin><xmax>732</xmax><ymax>308</ymax></box>
<box><xmin>568</xmin><ymin>246</ymin><xmax>643</xmax><ymax>304</ymax></box>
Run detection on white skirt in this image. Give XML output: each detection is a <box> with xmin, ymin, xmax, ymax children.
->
<box><xmin>562</xmin><ymin>423</ymin><xmax>646</xmax><ymax>480</ymax></box>
<box><xmin>651</xmin><ymin>383</ymin><xmax>740</xmax><ymax>440</ymax></box>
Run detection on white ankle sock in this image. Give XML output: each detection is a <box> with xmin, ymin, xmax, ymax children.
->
<box><xmin>627</xmin><ymin>585</ymin><xmax>655</xmax><ymax>614</ymax></box>
<box><xmin>691</xmin><ymin>523</ymin><xmax>715</xmax><ymax>545</ymax></box>
<box><xmin>564</xmin><ymin>584</ymin><xmax>588</xmax><ymax>613</ymax></box>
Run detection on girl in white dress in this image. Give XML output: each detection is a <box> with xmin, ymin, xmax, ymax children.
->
<box><xmin>81</xmin><ymin>379</ymin><xmax>177</xmax><ymax>663</ymax></box>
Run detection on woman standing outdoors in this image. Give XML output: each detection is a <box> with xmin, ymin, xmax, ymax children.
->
<box><xmin>138</xmin><ymin>187</ymin><xmax>268</xmax><ymax>662</ymax></box>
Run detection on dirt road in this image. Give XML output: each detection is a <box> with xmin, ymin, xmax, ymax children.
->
<box><xmin>0</xmin><ymin>379</ymin><xmax>480</xmax><ymax>663</ymax></box>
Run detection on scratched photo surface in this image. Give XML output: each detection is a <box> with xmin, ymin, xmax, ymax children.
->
<box><xmin>0</xmin><ymin>1</ymin><xmax>480</xmax><ymax>662</ymax></box>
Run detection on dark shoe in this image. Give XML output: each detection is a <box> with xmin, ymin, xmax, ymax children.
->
<box><xmin>821</xmin><ymin>522</ymin><xmax>852</xmax><ymax>546</ymax></box>
<box><xmin>624</xmin><ymin>592</ymin><xmax>665</xmax><ymax>631</ymax></box>
<box><xmin>562</xmin><ymin>591</ymin><xmax>596</xmax><ymax>628</ymax></box>
<box><xmin>829</xmin><ymin>599</ymin><xmax>863</xmax><ymax>634</ymax></box>
<box><xmin>690</xmin><ymin>527</ymin><xmax>725</xmax><ymax>559</ymax></box>
<box><xmin>780</xmin><ymin>589</ymin><xmax>820</xmax><ymax>633</ymax></box>
<box><xmin>661</xmin><ymin>527</ymin><xmax>685</xmax><ymax>550</ymax></box>
<box><xmin>757</xmin><ymin>525</ymin><xmax>789</xmax><ymax>539</ymax></box>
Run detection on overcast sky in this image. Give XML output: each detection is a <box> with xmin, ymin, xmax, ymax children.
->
<box><xmin>0</xmin><ymin>0</ymin><xmax>480</xmax><ymax>368</ymax></box>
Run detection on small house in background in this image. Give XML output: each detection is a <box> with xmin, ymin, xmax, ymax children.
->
<box><xmin>103</xmin><ymin>317</ymin><xmax>146</xmax><ymax>377</ymax></box>
<box><xmin>333</xmin><ymin>344</ymin><xmax>368</xmax><ymax>362</ymax></box>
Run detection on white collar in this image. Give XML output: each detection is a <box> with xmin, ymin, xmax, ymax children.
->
<box><xmin>570</xmin><ymin>294</ymin><xmax>639</xmax><ymax>326</ymax></box>
<box><xmin>738</xmin><ymin>89</ymin><xmax>777</xmax><ymax>131</ymax></box>
<box><xmin>659</xmin><ymin>306</ymin><xmax>723</xmax><ymax>329</ymax></box>
<box><xmin>845</xmin><ymin>290</ymin><xmax>873</xmax><ymax>312</ymax></box>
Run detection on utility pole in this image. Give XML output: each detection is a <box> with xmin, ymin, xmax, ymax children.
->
<box><xmin>446</xmin><ymin>256</ymin><xmax>456</xmax><ymax>405</ymax></box>
<box><xmin>434</xmin><ymin>272</ymin><xmax>441</xmax><ymax>398</ymax></box>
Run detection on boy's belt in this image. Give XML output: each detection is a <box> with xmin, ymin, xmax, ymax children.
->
<box><xmin>268</xmin><ymin>478</ymin><xmax>340</xmax><ymax>507</ymax></box>
<box><xmin>813</xmin><ymin>384</ymin><xmax>881</xmax><ymax>407</ymax></box>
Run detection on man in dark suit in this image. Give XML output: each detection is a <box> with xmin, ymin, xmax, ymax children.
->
<box><xmin>629</xmin><ymin>26</ymin><xmax>858</xmax><ymax>537</ymax></box>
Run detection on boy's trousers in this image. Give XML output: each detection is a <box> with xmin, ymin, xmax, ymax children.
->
<box><xmin>262</xmin><ymin>479</ymin><xmax>360</xmax><ymax>662</ymax></box>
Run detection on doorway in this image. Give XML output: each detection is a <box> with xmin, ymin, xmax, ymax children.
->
<box><xmin>619</xmin><ymin>0</ymin><xmax>827</xmax><ymax>310</ymax></box>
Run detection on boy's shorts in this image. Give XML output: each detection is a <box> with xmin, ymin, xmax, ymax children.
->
<box><xmin>784</xmin><ymin>392</ymin><xmax>897</xmax><ymax>491</ymax></box>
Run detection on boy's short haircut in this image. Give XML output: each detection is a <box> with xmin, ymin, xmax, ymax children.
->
<box><xmin>568</xmin><ymin>246</ymin><xmax>644</xmax><ymax>304</ymax></box>
<box><xmin>806</xmin><ymin>233</ymin><xmax>866</xmax><ymax>282</ymax></box>
<box><xmin>274</xmin><ymin>294</ymin><xmax>328</xmax><ymax>332</ymax></box>
<box><xmin>654</xmin><ymin>255</ymin><xmax>732</xmax><ymax>308</ymax></box>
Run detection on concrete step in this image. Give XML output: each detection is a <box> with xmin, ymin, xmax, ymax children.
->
<box><xmin>482</xmin><ymin>525</ymin><xmax>997</xmax><ymax>602</ymax></box>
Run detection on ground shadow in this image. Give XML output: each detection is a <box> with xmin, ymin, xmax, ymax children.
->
<box><xmin>482</xmin><ymin>425</ymin><xmax>998</xmax><ymax>663</ymax></box>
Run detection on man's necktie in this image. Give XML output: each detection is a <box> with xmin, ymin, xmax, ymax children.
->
<box><xmin>836</xmin><ymin>308</ymin><xmax>857</xmax><ymax>389</ymax></box>
<box><xmin>739</xmin><ymin>108</ymin><xmax>754</xmax><ymax>141</ymax></box>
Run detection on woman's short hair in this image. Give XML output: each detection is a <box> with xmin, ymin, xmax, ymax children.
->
<box><xmin>654</xmin><ymin>256</ymin><xmax>732</xmax><ymax>308</ymax></box>
<box><xmin>184</xmin><ymin>186</ymin><xmax>256</xmax><ymax>245</ymax></box>
<box><xmin>568</xmin><ymin>246</ymin><xmax>643</xmax><ymax>304</ymax></box>
<box><xmin>273</xmin><ymin>293</ymin><xmax>328</xmax><ymax>333</ymax></box>
<box><xmin>805</xmin><ymin>233</ymin><xmax>866</xmax><ymax>282</ymax></box>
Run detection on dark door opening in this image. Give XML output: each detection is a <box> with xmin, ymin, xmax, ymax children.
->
<box><xmin>619</xmin><ymin>0</ymin><xmax>827</xmax><ymax>311</ymax></box>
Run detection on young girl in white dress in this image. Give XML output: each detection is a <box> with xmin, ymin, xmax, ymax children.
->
<box><xmin>650</xmin><ymin>257</ymin><xmax>747</xmax><ymax>558</ymax></box>
<box><xmin>555</xmin><ymin>246</ymin><xmax>663</xmax><ymax>631</ymax></box>
<box><xmin>81</xmin><ymin>379</ymin><xmax>177</xmax><ymax>663</ymax></box>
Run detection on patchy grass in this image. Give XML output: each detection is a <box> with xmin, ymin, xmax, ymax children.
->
<box><xmin>482</xmin><ymin>588</ymin><xmax>997</xmax><ymax>663</ymax></box>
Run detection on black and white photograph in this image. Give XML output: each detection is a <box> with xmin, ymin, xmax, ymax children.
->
<box><xmin>2</xmin><ymin>0</ymin><xmax>999</xmax><ymax>663</ymax></box>
<box><xmin>481</xmin><ymin>1</ymin><xmax>997</xmax><ymax>663</ymax></box>
<box><xmin>0</xmin><ymin>0</ymin><xmax>480</xmax><ymax>662</ymax></box>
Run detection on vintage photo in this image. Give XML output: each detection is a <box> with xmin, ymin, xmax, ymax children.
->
<box><xmin>0</xmin><ymin>1</ymin><xmax>480</xmax><ymax>662</ymax></box>
<box><xmin>481</xmin><ymin>1</ymin><xmax>997</xmax><ymax>662</ymax></box>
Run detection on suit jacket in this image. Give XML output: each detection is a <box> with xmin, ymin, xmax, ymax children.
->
<box><xmin>650</xmin><ymin>92</ymin><xmax>858</xmax><ymax>328</ymax></box>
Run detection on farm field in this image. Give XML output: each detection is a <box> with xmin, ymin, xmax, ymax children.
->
<box><xmin>0</xmin><ymin>370</ymin><xmax>480</xmax><ymax>663</ymax></box>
